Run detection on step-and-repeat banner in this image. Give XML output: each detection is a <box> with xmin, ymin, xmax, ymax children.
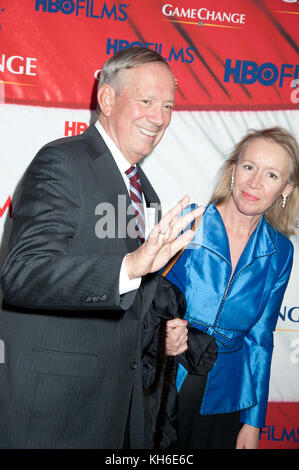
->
<box><xmin>1</xmin><ymin>0</ymin><xmax>299</xmax><ymax>448</ymax></box>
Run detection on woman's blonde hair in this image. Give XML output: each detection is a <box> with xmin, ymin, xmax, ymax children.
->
<box><xmin>209</xmin><ymin>127</ymin><xmax>299</xmax><ymax>238</ymax></box>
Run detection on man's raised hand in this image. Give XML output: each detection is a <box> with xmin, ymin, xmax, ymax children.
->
<box><xmin>125</xmin><ymin>195</ymin><xmax>204</xmax><ymax>279</ymax></box>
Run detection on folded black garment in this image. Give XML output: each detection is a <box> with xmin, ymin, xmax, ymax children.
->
<box><xmin>142</xmin><ymin>275</ymin><xmax>218</xmax><ymax>449</ymax></box>
<box><xmin>142</xmin><ymin>275</ymin><xmax>186</xmax><ymax>449</ymax></box>
<box><xmin>179</xmin><ymin>327</ymin><xmax>218</xmax><ymax>376</ymax></box>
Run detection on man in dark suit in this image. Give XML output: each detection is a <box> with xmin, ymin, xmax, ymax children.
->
<box><xmin>0</xmin><ymin>47</ymin><xmax>200</xmax><ymax>449</ymax></box>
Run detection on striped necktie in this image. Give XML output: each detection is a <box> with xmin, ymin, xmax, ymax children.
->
<box><xmin>125</xmin><ymin>166</ymin><xmax>145</xmax><ymax>245</ymax></box>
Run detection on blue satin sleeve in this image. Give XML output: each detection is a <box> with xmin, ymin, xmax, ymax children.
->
<box><xmin>240</xmin><ymin>242</ymin><xmax>294</xmax><ymax>428</ymax></box>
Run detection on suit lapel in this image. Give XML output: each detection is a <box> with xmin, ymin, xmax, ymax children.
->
<box><xmin>82</xmin><ymin>124</ymin><xmax>161</xmax><ymax>248</ymax></box>
<box><xmin>82</xmin><ymin>124</ymin><xmax>139</xmax><ymax>253</ymax></box>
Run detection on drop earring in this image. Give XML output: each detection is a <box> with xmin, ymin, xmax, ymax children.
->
<box><xmin>230</xmin><ymin>174</ymin><xmax>234</xmax><ymax>192</ymax></box>
<box><xmin>282</xmin><ymin>195</ymin><xmax>287</xmax><ymax>208</ymax></box>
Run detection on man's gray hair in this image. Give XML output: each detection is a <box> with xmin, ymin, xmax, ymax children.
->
<box><xmin>98</xmin><ymin>47</ymin><xmax>171</xmax><ymax>93</ymax></box>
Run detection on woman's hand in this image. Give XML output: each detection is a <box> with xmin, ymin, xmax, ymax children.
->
<box><xmin>236</xmin><ymin>424</ymin><xmax>260</xmax><ymax>449</ymax></box>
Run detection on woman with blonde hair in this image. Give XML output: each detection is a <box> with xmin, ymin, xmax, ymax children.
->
<box><xmin>164</xmin><ymin>126</ymin><xmax>299</xmax><ymax>449</ymax></box>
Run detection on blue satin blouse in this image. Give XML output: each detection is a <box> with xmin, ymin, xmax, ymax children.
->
<box><xmin>165</xmin><ymin>203</ymin><xmax>294</xmax><ymax>428</ymax></box>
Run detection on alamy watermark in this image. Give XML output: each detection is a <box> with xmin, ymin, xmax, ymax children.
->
<box><xmin>94</xmin><ymin>196</ymin><xmax>204</xmax><ymax>248</ymax></box>
<box><xmin>94</xmin><ymin>195</ymin><xmax>158</xmax><ymax>240</ymax></box>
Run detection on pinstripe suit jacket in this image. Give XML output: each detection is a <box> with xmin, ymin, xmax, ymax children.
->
<box><xmin>0</xmin><ymin>123</ymin><xmax>161</xmax><ymax>449</ymax></box>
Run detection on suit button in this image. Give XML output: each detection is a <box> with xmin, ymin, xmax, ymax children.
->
<box><xmin>86</xmin><ymin>296</ymin><xmax>92</xmax><ymax>303</ymax></box>
<box><xmin>130</xmin><ymin>361</ymin><xmax>138</xmax><ymax>370</ymax></box>
<box><xmin>100</xmin><ymin>294</ymin><xmax>107</xmax><ymax>302</ymax></box>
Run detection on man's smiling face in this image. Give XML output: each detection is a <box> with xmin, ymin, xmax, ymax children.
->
<box><xmin>104</xmin><ymin>62</ymin><xmax>176</xmax><ymax>165</ymax></box>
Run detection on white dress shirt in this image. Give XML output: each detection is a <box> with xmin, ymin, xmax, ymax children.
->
<box><xmin>94</xmin><ymin>120</ymin><xmax>144</xmax><ymax>295</ymax></box>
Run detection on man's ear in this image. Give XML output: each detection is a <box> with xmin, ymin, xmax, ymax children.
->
<box><xmin>97</xmin><ymin>84</ymin><xmax>116</xmax><ymax>117</ymax></box>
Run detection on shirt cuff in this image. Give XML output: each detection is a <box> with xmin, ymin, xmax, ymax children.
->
<box><xmin>119</xmin><ymin>255</ymin><xmax>141</xmax><ymax>295</ymax></box>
